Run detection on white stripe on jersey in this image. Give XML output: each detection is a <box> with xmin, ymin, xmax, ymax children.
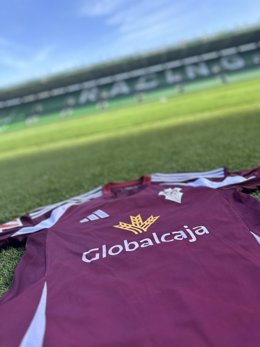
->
<box><xmin>251</xmin><ymin>232</ymin><xmax>260</xmax><ymax>245</ymax></box>
<box><xmin>29</xmin><ymin>203</ymin><xmax>62</xmax><ymax>220</ymax></box>
<box><xmin>20</xmin><ymin>282</ymin><xmax>47</xmax><ymax>347</ymax></box>
<box><xmin>13</xmin><ymin>203</ymin><xmax>74</xmax><ymax>237</ymax></box>
<box><xmin>152</xmin><ymin>167</ymin><xmax>224</xmax><ymax>176</ymax></box>
<box><xmin>188</xmin><ymin>175</ymin><xmax>254</xmax><ymax>188</ymax></box>
<box><xmin>151</xmin><ymin>168</ymin><xmax>225</xmax><ymax>182</ymax></box>
<box><xmin>29</xmin><ymin>187</ymin><xmax>102</xmax><ymax>220</ymax></box>
<box><xmin>158</xmin><ymin>175</ymin><xmax>255</xmax><ymax>189</ymax></box>
<box><xmin>13</xmin><ymin>189</ymin><xmax>103</xmax><ymax>237</ymax></box>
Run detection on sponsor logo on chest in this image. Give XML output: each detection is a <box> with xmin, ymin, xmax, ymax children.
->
<box><xmin>82</xmin><ymin>213</ymin><xmax>209</xmax><ymax>264</ymax></box>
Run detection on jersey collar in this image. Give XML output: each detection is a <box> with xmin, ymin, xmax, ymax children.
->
<box><xmin>103</xmin><ymin>176</ymin><xmax>151</xmax><ymax>198</ymax></box>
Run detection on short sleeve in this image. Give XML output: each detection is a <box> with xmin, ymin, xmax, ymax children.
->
<box><xmin>225</xmin><ymin>166</ymin><xmax>260</xmax><ymax>191</ymax></box>
<box><xmin>0</xmin><ymin>212</ymin><xmax>46</xmax><ymax>247</ymax></box>
<box><xmin>0</xmin><ymin>186</ymin><xmax>102</xmax><ymax>248</ymax></box>
<box><xmin>0</xmin><ymin>202</ymin><xmax>68</xmax><ymax>247</ymax></box>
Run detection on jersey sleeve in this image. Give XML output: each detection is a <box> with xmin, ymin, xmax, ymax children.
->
<box><xmin>0</xmin><ymin>209</ymin><xmax>52</xmax><ymax>247</ymax></box>
<box><xmin>0</xmin><ymin>186</ymin><xmax>103</xmax><ymax>247</ymax></box>
<box><xmin>0</xmin><ymin>201</ymin><xmax>74</xmax><ymax>247</ymax></box>
<box><xmin>224</xmin><ymin>166</ymin><xmax>260</xmax><ymax>191</ymax></box>
<box><xmin>223</xmin><ymin>189</ymin><xmax>260</xmax><ymax>243</ymax></box>
<box><xmin>151</xmin><ymin>166</ymin><xmax>260</xmax><ymax>191</ymax></box>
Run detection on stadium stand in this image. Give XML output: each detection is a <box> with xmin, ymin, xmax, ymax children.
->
<box><xmin>0</xmin><ymin>25</ymin><xmax>259</xmax><ymax>126</ymax></box>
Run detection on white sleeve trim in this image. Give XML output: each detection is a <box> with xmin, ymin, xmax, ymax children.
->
<box><xmin>29</xmin><ymin>187</ymin><xmax>102</xmax><ymax>220</ymax></box>
<box><xmin>251</xmin><ymin>231</ymin><xmax>260</xmax><ymax>245</ymax></box>
<box><xmin>19</xmin><ymin>282</ymin><xmax>47</xmax><ymax>347</ymax></box>
<box><xmin>12</xmin><ymin>203</ymin><xmax>73</xmax><ymax>237</ymax></box>
<box><xmin>12</xmin><ymin>189</ymin><xmax>103</xmax><ymax>237</ymax></box>
<box><xmin>158</xmin><ymin>175</ymin><xmax>255</xmax><ymax>189</ymax></box>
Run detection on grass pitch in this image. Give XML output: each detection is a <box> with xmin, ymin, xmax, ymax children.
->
<box><xmin>0</xmin><ymin>77</ymin><xmax>260</xmax><ymax>295</ymax></box>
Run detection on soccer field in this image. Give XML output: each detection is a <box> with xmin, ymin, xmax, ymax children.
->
<box><xmin>0</xmin><ymin>77</ymin><xmax>260</xmax><ymax>295</ymax></box>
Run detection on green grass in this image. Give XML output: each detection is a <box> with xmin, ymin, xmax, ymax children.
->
<box><xmin>0</xmin><ymin>77</ymin><xmax>260</xmax><ymax>296</ymax></box>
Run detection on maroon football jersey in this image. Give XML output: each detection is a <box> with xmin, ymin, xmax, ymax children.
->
<box><xmin>0</xmin><ymin>168</ymin><xmax>260</xmax><ymax>347</ymax></box>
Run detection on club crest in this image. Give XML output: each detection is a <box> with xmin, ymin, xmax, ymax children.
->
<box><xmin>158</xmin><ymin>188</ymin><xmax>183</xmax><ymax>204</ymax></box>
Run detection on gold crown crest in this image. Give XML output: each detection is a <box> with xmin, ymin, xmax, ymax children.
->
<box><xmin>114</xmin><ymin>214</ymin><xmax>160</xmax><ymax>234</ymax></box>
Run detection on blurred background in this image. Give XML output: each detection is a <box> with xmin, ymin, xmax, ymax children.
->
<box><xmin>0</xmin><ymin>0</ymin><xmax>260</xmax><ymax>129</ymax></box>
<box><xmin>0</xmin><ymin>0</ymin><xmax>259</xmax><ymax>203</ymax></box>
<box><xmin>0</xmin><ymin>0</ymin><xmax>260</xmax><ymax>210</ymax></box>
<box><xmin>0</xmin><ymin>0</ymin><xmax>260</xmax><ymax>294</ymax></box>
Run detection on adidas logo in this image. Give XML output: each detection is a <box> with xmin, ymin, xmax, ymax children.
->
<box><xmin>80</xmin><ymin>210</ymin><xmax>109</xmax><ymax>223</ymax></box>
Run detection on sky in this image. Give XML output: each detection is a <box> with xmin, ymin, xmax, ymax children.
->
<box><xmin>0</xmin><ymin>0</ymin><xmax>259</xmax><ymax>88</ymax></box>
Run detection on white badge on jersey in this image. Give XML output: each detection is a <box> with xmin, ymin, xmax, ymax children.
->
<box><xmin>158</xmin><ymin>188</ymin><xmax>183</xmax><ymax>204</ymax></box>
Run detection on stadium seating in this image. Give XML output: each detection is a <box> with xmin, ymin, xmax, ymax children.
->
<box><xmin>0</xmin><ymin>26</ymin><xmax>259</xmax><ymax>126</ymax></box>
